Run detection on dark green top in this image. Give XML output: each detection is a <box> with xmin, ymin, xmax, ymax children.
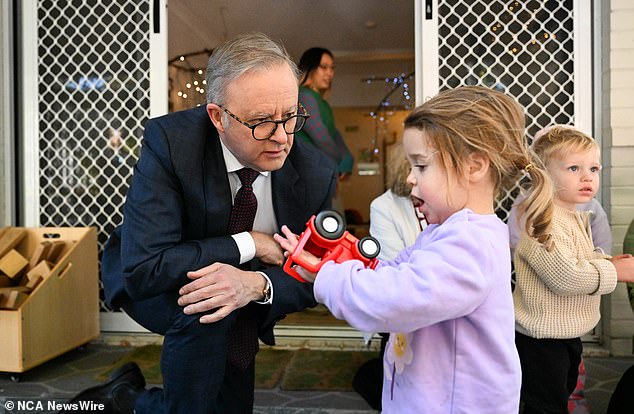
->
<box><xmin>296</xmin><ymin>86</ymin><xmax>353</xmax><ymax>174</ymax></box>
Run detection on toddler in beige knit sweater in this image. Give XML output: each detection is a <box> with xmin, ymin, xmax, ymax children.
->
<box><xmin>513</xmin><ymin>126</ymin><xmax>634</xmax><ymax>413</ymax></box>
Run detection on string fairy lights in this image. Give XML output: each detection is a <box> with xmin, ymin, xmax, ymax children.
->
<box><xmin>169</xmin><ymin>49</ymin><xmax>212</xmax><ymax>111</ymax></box>
<box><xmin>363</xmin><ymin>72</ymin><xmax>414</xmax><ymax>161</ymax></box>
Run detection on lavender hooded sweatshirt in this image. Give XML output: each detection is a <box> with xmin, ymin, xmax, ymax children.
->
<box><xmin>314</xmin><ymin>209</ymin><xmax>521</xmax><ymax>413</ymax></box>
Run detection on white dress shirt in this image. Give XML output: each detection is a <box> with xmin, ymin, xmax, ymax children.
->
<box><xmin>220</xmin><ymin>140</ymin><xmax>277</xmax><ymax>304</ymax></box>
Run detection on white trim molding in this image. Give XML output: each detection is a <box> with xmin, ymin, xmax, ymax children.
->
<box><xmin>19</xmin><ymin>1</ymin><xmax>39</xmax><ymax>226</ymax></box>
<box><xmin>1</xmin><ymin>0</ymin><xmax>15</xmax><ymax>225</ymax></box>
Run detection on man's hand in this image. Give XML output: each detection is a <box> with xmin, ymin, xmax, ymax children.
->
<box><xmin>177</xmin><ymin>263</ymin><xmax>267</xmax><ymax>324</ymax></box>
<box><xmin>251</xmin><ymin>231</ymin><xmax>284</xmax><ymax>266</ymax></box>
<box><xmin>610</xmin><ymin>254</ymin><xmax>634</xmax><ymax>283</ymax></box>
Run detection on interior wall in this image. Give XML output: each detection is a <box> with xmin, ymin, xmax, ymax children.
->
<box><xmin>329</xmin><ymin>59</ymin><xmax>415</xmax><ymax>108</ymax></box>
<box><xmin>605</xmin><ymin>0</ymin><xmax>634</xmax><ymax>357</ymax></box>
<box><xmin>333</xmin><ymin>107</ymin><xmax>409</xmax><ymax>224</ymax></box>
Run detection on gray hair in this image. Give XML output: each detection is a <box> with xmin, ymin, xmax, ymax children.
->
<box><xmin>206</xmin><ymin>32</ymin><xmax>299</xmax><ymax>104</ymax></box>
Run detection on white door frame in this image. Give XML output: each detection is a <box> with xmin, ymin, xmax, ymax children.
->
<box><xmin>1</xmin><ymin>0</ymin><xmax>16</xmax><ymax>226</ymax></box>
<box><xmin>20</xmin><ymin>0</ymin><xmax>39</xmax><ymax>227</ymax></box>
<box><xmin>573</xmin><ymin>0</ymin><xmax>593</xmax><ymax>136</ymax></box>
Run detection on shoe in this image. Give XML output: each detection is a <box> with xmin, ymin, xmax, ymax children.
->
<box><xmin>108</xmin><ymin>362</ymin><xmax>146</xmax><ymax>389</ymax></box>
<box><xmin>58</xmin><ymin>362</ymin><xmax>146</xmax><ymax>413</ymax></box>
<box><xmin>112</xmin><ymin>382</ymin><xmax>144</xmax><ymax>414</ymax></box>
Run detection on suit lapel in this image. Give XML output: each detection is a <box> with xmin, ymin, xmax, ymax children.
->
<box><xmin>203</xmin><ymin>131</ymin><xmax>233</xmax><ymax>236</ymax></box>
<box><xmin>272</xmin><ymin>159</ymin><xmax>306</xmax><ymax>233</ymax></box>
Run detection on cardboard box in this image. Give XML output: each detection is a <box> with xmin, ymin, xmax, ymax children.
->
<box><xmin>0</xmin><ymin>227</ymin><xmax>100</xmax><ymax>373</ymax></box>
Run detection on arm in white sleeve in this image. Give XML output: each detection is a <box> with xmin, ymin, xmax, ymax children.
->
<box><xmin>231</xmin><ymin>232</ymin><xmax>256</xmax><ymax>264</ymax></box>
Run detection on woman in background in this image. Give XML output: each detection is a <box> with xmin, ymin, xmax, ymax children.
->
<box><xmin>296</xmin><ymin>47</ymin><xmax>353</xmax><ymax>177</ymax></box>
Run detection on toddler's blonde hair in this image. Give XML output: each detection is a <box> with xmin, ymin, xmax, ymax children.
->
<box><xmin>531</xmin><ymin>125</ymin><xmax>599</xmax><ymax>167</ymax></box>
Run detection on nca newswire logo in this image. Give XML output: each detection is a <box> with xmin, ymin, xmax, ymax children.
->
<box><xmin>4</xmin><ymin>399</ymin><xmax>105</xmax><ymax>412</ymax></box>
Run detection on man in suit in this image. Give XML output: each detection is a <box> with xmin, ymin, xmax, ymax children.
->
<box><xmin>74</xmin><ymin>33</ymin><xmax>337</xmax><ymax>414</ymax></box>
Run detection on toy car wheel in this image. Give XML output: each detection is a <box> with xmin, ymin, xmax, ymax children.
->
<box><xmin>314</xmin><ymin>210</ymin><xmax>346</xmax><ymax>240</ymax></box>
<box><xmin>358</xmin><ymin>236</ymin><xmax>380</xmax><ymax>259</ymax></box>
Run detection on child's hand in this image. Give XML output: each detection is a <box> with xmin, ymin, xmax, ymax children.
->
<box><xmin>609</xmin><ymin>254</ymin><xmax>634</xmax><ymax>282</ymax></box>
<box><xmin>273</xmin><ymin>225</ymin><xmax>318</xmax><ymax>282</ymax></box>
<box><xmin>273</xmin><ymin>225</ymin><xmax>299</xmax><ymax>255</ymax></box>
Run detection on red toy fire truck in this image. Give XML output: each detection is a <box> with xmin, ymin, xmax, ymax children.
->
<box><xmin>283</xmin><ymin>210</ymin><xmax>381</xmax><ymax>282</ymax></box>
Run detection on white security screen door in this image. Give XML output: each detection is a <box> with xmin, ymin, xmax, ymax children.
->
<box><xmin>417</xmin><ymin>0</ymin><xmax>592</xmax><ymax>220</ymax></box>
<box><xmin>20</xmin><ymin>0</ymin><xmax>167</xmax><ymax>330</ymax></box>
<box><xmin>415</xmin><ymin>0</ymin><xmax>595</xmax><ymax>340</ymax></box>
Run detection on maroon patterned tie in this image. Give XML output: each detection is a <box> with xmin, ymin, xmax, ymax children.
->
<box><xmin>227</xmin><ymin>168</ymin><xmax>260</xmax><ymax>370</ymax></box>
<box><xmin>227</xmin><ymin>168</ymin><xmax>259</xmax><ymax>234</ymax></box>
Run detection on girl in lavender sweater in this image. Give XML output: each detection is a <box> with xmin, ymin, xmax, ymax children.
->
<box><xmin>276</xmin><ymin>86</ymin><xmax>554</xmax><ymax>413</ymax></box>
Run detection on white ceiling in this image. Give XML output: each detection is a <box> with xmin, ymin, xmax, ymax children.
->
<box><xmin>168</xmin><ymin>0</ymin><xmax>414</xmax><ymax>62</ymax></box>
<box><xmin>167</xmin><ymin>0</ymin><xmax>416</xmax><ymax>107</ymax></box>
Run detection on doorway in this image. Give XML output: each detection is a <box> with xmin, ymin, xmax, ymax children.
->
<box><xmin>165</xmin><ymin>1</ymin><xmax>416</xmax><ymax>340</ymax></box>
<box><xmin>16</xmin><ymin>0</ymin><xmax>594</xmax><ymax>339</ymax></box>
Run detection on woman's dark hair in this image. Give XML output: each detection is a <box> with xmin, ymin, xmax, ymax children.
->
<box><xmin>298</xmin><ymin>47</ymin><xmax>333</xmax><ymax>85</ymax></box>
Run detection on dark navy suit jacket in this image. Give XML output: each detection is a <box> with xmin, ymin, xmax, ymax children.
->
<box><xmin>102</xmin><ymin>106</ymin><xmax>337</xmax><ymax>344</ymax></box>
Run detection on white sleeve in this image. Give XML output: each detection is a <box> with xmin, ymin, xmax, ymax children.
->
<box><xmin>231</xmin><ymin>232</ymin><xmax>256</xmax><ymax>264</ymax></box>
<box><xmin>370</xmin><ymin>196</ymin><xmax>408</xmax><ymax>261</ymax></box>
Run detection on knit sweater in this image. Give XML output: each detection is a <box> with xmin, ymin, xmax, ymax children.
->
<box><xmin>513</xmin><ymin>205</ymin><xmax>617</xmax><ymax>339</ymax></box>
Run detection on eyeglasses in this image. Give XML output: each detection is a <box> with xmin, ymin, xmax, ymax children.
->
<box><xmin>216</xmin><ymin>103</ymin><xmax>310</xmax><ymax>141</ymax></box>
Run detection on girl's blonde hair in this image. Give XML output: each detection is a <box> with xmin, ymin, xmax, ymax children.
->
<box><xmin>531</xmin><ymin>125</ymin><xmax>599</xmax><ymax>167</ymax></box>
<box><xmin>403</xmin><ymin>86</ymin><xmax>554</xmax><ymax>244</ymax></box>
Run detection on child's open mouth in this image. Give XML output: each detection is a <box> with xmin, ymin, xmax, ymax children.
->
<box><xmin>411</xmin><ymin>195</ymin><xmax>425</xmax><ymax>216</ymax></box>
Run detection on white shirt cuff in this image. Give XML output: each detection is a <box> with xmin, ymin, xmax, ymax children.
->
<box><xmin>231</xmin><ymin>232</ymin><xmax>256</xmax><ymax>264</ymax></box>
<box><xmin>254</xmin><ymin>271</ymin><xmax>273</xmax><ymax>305</ymax></box>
